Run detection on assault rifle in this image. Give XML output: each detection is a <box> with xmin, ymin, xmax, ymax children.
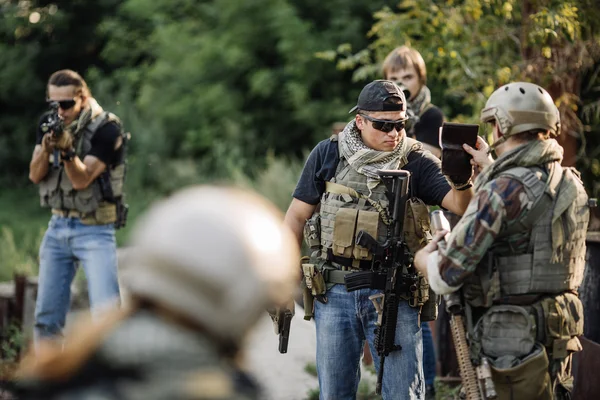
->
<box><xmin>39</xmin><ymin>101</ymin><xmax>64</xmax><ymax>168</ymax></box>
<box><xmin>344</xmin><ymin>170</ymin><xmax>415</xmax><ymax>395</ymax></box>
<box><xmin>430</xmin><ymin>210</ymin><xmax>496</xmax><ymax>400</ymax></box>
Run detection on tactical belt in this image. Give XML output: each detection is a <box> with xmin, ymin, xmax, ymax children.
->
<box><xmin>52</xmin><ymin>208</ymin><xmax>85</xmax><ymax>219</ymax></box>
<box><xmin>322</xmin><ymin>268</ymin><xmax>354</xmax><ymax>285</ymax></box>
<box><xmin>51</xmin><ymin>203</ymin><xmax>117</xmax><ymax>225</ymax></box>
<box><xmin>328</xmin><ymin>252</ymin><xmax>372</xmax><ymax>270</ymax></box>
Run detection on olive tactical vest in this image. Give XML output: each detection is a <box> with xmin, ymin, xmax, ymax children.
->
<box><xmin>317</xmin><ymin>137</ymin><xmax>431</xmax><ymax>264</ymax></box>
<box><xmin>38</xmin><ymin>112</ymin><xmax>127</xmax><ymax>217</ymax></box>
<box><xmin>466</xmin><ymin>162</ymin><xmax>589</xmax><ymax>304</ymax></box>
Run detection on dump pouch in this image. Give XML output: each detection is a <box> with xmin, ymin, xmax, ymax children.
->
<box><xmin>332</xmin><ymin>208</ymin><xmax>358</xmax><ymax>258</ymax></box>
<box><xmin>440</xmin><ymin>122</ymin><xmax>478</xmax><ymax>182</ymax></box>
<box><xmin>352</xmin><ymin>210</ymin><xmax>379</xmax><ymax>260</ymax></box>
<box><xmin>489</xmin><ymin>343</ymin><xmax>552</xmax><ymax>400</ymax></box>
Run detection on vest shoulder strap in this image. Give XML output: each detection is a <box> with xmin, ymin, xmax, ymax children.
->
<box><xmin>496</xmin><ymin>163</ymin><xmax>563</xmax><ymax>238</ymax></box>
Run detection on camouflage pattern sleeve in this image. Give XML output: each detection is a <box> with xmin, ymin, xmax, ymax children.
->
<box><xmin>438</xmin><ymin>176</ymin><xmax>530</xmax><ymax>287</ymax></box>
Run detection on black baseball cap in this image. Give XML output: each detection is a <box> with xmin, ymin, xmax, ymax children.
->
<box><xmin>349</xmin><ymin>80</ymin><xmax>407</xmax><ymax>113</ymax></box>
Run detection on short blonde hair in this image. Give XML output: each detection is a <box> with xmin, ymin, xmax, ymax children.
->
<box><xmin>382</xmin><ymin>46</ymin><xmax>427</xmax><ymax>85</ymax></box>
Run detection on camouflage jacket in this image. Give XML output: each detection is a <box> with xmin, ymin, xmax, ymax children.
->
<box><xmin>438</xmin><ymin>139</ymin><xmax>568</xmax><ymax>288</ymax></box>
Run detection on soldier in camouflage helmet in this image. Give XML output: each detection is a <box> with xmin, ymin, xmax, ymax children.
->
<box><xmin>415</xmin><ymin>82</ymin><xmax>592</xmax><ymax>399</ymax></box>
<box><xmin>15</xmin><ymin>186</ymin><xmax>300</xmax><ymax>400</ymax></box>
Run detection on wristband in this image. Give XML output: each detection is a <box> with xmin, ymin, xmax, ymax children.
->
<box><xmin>61</xmin><ymin>148</ymin><xmax>76</xmax><ymax>162</ymax></box>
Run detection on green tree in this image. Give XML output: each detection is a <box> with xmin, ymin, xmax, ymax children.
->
<box><xmin>0</xmin><ymin>0</ymin><xmax>122</xmax><ymax>184</ymax></box>
<box><xmin>333</xmin><ymin>0</ymin><xmax>600</xmax><ymax>195</ymax></box>
<box><xmin>97</xmin><ymin>0</ymin><xmax>397</xmax><ymax>175</ymax></box>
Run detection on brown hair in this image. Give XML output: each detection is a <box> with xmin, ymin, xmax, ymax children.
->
<box><xmin>382</xmin><ymin>46</ymin><xmax>427</xmax><ymax>85</ymax></box>
<box><xmin>47</xmin><ymin>69</ymin><xmax>91</xmax><ymax>97</ymax></box>
<box><xmin>512</xmin><ymin>129</ymin><xmax>551</xmax><ymax>142</ymax></box>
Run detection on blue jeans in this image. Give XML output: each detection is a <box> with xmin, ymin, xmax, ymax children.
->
<box><xmin>314</xmin><ymin>284</ymin><xmax>424</xmax><ymax>400</ymax></box>
<box><xmin>422</xmin><ymin>321</ymin><xmax>436</xmax><ymax>387</ymax></box>
<box><xmin>35</xmin><ymin>215</ymin><xmax>121</xmax><ymax>341</ymax></box>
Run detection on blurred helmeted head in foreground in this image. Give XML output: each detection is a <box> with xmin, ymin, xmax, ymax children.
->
<box><xmin>122</xmin><ymin>185</ymin><xmax>300</xmax><ymax>345</ymax></box>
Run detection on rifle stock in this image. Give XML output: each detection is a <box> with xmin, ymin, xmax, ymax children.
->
<box><xmin>431</xmin><ymin>210</ymin><xmax>497</xmax><ymax>399</ymax></box>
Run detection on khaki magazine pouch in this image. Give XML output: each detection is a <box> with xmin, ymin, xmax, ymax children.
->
<box><xmin>353</xmin><ymin>210</ymin><xmax>378</xmax><ymax>260</ymax></box>
<box><xmin>331</xmin><ymin>208</ymin><xmax>378</xmax><ymax>261</ymax></box>
<box><xmin>302</xmin><ymin>263</ymin><xmax>327</xmax><ymax>320</ymax></box>
<box><xmin>332</xmin><ymin>208</ymin><xmax>357</xmax><ymax>258</ymax></box>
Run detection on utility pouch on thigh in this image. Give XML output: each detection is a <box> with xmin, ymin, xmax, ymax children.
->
<box><xmin>302</xmin><ymin>263</ymin><xmax>327</xmax><ymax>320</ymax></box>
<box><xmin>489</xmin><ymin>343</ymin><xmax>552</xmax><ymax>400</ymax></box>
<box><xmin>420</xmin><ymin>287</ymin><xmax>439</xmax><ymax>322</ymax></box>
<box><xmin>535</xmin><ymin>293</ymin><xmax>584</xmax><ymax>359</ymax></box>
<box><xmin>302</xmin><ymin>284</ymin><xmax>315</xmax><ymax>321</ymax></box>
<box><xmin>352</xmin><ymin>210</ymin><xmax>379</xmax><ymax>260</ymax></box>
<box><xmin>332</xmin><ymin>208</ymin><xmax>358</xmax><ymax>258</ymax></box>
<box><xmin>303</xmin><ymin>214</ymin><xmax>321</xmax><ymax>250</ymax></box>
<box><xmin>476</xmin><ymin>305</ymin><xmax>536</xmax><ymax>361</ymax></box>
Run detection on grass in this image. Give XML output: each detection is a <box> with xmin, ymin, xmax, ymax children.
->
<box><xmin>0</xmin><ymin>184</ymin><xmax>162</xmax><ymax>281</ymax></box>
<box><xmin>0</xmin><ymin>155</ymin><xmax>304</xmax><ymax>282</ymax></box>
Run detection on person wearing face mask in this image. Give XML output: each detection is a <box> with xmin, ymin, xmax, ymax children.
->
<box><xmin>28</xmin><ymin>69</ymin><xmax>128</xmax><ymax>344</ymax></box>
<box><xmin>284</xmin><ymin>79</ymin><xmax>473</xmax><ymax>399</ymax></box>
<box><xmin>383</xmin><ymin>46</ymin><xmax>444</xmax><ymax>159</ymax></box>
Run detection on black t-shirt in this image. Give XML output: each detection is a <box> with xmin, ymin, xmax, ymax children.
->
<box><xmin>37</xmin><ymin>115</ymin><xmax>122</xmax><ymax>166</ymax></box>
<box><xmin>293</xmin><ymin>138</ymin><xmax>451</xmax><ymax>206</ymax></box>
<box><xmin>413</xmin><ymin>105</ymin><xmax>444</xmax><ymax>148</ymax></box>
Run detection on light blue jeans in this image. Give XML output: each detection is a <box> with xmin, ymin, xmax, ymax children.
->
<box><xmin>34</xmin><ymin>215</ymin><xmax>121</xmax><ymax>341</ymax></box>
<box><xmin>314</xmin><ymin>283</ymin><xmax>424</xmax><ymax>400</ymax></box>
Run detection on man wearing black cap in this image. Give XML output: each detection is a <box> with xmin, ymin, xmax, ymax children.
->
<box><xmin>284</xmin><ymin>80</ymin><xmax>473</xmax><ymax>399</ymax></box>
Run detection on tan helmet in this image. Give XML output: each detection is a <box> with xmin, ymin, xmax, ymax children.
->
<box><xmin>121</xmin><ymin>185</ymin><xmax>300</xmax><ymax>344</ymax></box>
<box><xmin>480</xmin><ymin>82</ymin><xmax>561</xmax><ymax>145</ymax></box>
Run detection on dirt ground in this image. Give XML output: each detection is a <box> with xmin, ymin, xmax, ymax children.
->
<box><xmin>245</xmin><ymin>303</ymin><xmax>319</xmax><ymax>400</ymax></box>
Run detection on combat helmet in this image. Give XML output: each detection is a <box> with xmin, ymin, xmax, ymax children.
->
<box><xmin>480</xmin><ymin>82</ymin><xmax>561</xmax><ymax>148</ymax></box>
<box><xmin>121</xmin><ymin>185</ymin><xmax>300</xmax><ymax>345</ymax></box>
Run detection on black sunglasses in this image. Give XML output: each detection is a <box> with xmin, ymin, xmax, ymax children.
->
<box><xmin>47</xmin><ymin>98</ymin><xmax>77</xmax><ymax>110</ymax></box>
<box><xmin>359</xmin><ymin>114</ymin><xmax>409</xmax><ymax>133</ymax></box>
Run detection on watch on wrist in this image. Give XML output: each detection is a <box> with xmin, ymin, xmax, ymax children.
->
<box><xmin>61</xmin><ymin>148</ymin><xmax>76</xmax><ymax>162</ymax></box>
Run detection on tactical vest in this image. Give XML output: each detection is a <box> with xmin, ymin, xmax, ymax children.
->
<box><xmin>464</xmin><ymin>162</ymin><xmax>589</xmax><ymax>306</ymax></box>
<box><xmin>38</xmin><ymin>112</ymin><xmax>127</xmax><ymax>222</ymax></box>
<box><xmin>317</xmin><ymin>137</ymin><xmax>432</xmax><ymax>265</ymax></box>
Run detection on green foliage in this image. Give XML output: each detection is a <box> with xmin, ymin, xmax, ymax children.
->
<box><xmin>303</xmin><ymin>362</ymin><xmax>318</xmax><ymax>377</ymax></box>
<box><xmin>0</xmin><ymin>227</ymin><xmax>43</xmax><ymax>279</ymax></box>
<box><xmin>332</xmin><ymin>0</ymin><xmax>600</xmax><ymax>196</ymax></box>
<box><xmin>1</xmin><ymin>322</ymin><xmax>24</xmax><ymax>363</ymax></box>
<box><xmin>94</xmin><ymin>0</ymin><xmax>397</xmax><ymax>172</ymax></box>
